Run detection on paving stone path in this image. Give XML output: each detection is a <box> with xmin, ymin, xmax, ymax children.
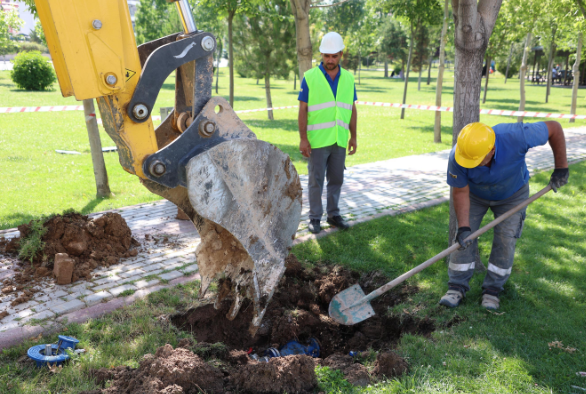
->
<box><xmin>2</xmin><ymin>126</ymin><xmax>586</xmax><ymax>344</ymax></box>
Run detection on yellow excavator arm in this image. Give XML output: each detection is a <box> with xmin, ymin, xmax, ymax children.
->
<box><xmin>35</xmin><ymin>0</ymin><xmax>302</xmax><ymax>334</ymax></box>
<box><xmin>36</xmin><ymin>0</ymin><xmax>158</xmax><ymax>178</ymax></box>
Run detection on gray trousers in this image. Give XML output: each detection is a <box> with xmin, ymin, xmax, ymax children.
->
<box><xmin>448</xmin><ymin>183</ymin><xmax>529</xmax><ymax>296</ymax></box>
<box><xmin>307</xmin><ymin>144</ymin><xmax>346</xmax><ymax>220</ymax></box>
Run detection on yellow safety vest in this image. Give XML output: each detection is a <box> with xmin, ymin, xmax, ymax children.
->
<box><xmin>305</xmin><ymin>66</ymin><xmax>354</xmax><ymax>149</ymax></box>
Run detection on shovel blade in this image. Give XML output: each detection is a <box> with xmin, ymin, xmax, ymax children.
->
<box><xmin>329</xmin><ymin>284</ymin><xmax>376</xmax><ymax>325</ymax></box>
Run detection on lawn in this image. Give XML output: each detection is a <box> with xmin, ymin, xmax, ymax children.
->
<box><xmin>0</xmin><ymin>65</ymin><xmax>585</xmax><ymax>231</ymax></box>
<box><xmin>1</xmin><ymin>161</ymin><xmax>584</xmax><ymax>393</ymax></box>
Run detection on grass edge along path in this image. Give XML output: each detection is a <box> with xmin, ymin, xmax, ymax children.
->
<box><xmin>0</xmin><ymin>162</ymin><xmax>585</xmax><ymax>393</ymax></box>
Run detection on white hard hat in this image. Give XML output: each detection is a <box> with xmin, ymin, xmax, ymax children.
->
<box><xmin>319</xmin><ymin>32</ymin><xmax>345</xmax><ymax>54</ymax></box>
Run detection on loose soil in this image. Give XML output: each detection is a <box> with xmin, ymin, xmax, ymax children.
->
<box><xmin>85</xmin><ymin>255</ymin><xmax>434</xmax><ymax>393</ymax></box>
<box><xmin>0</xmin><ymin>212</ymin><xmax>140</xmax><ymax>305</ymax></box>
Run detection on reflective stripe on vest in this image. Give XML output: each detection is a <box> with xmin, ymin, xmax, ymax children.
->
<box><xmin>305</xmin><ymin>66</ymin><xmax>354</xmax><ymax>149</ymax></box>
<box><xmin>307</xmin><ymin>119</ymin><xmax>350</xmax><ymax>131</ymax></box>
<box><xmin>308</xmin><ymin>101</ymin><xmax>353</xmax><ymax>112</ymax></box>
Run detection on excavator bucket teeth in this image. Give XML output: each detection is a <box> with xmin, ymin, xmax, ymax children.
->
<box><xmin>186</xmin><ymin>139</ymin><xmax>302</xmax><ymax>334</ymax></box>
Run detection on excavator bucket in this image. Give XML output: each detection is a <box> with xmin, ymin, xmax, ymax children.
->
<box><xmin>187</xmin><ymin>138</ymin><xmax>302</xmax><ymax>328</ymax></box>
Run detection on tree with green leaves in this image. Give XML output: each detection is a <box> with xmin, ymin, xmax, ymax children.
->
<box><xmin>134</xmin><ymin>0</ymin><xmax>183</xmax><ymax>44</ymax></box>
<box><xmin>234</xmin><ymin>0</ymin><xmax>295</xmax><ymax>120</ymax></box>
<box><xmin>386</xmin><ymin>0</ymin><xmax>442</xmax><ymax>119</ymax></box>
<box><xmin>189</xmin><ymin>0</ymin><xmax>227</xmax><ymax>94</ymax></box>
<box><xmin>29</xmin><ymin>20</ymin><xmax>46</xmax><ymax>46</ymax></box>
<box><xmin>433</xmin><ymin>0</ymin><xmax>449</xmax><ymax>143</ymax></box>
<box><xmin>0</xmin><ymin>8</ymin><xmax>23</xmax><ymax>55</ymax></box>
<box><xmin>199</xmin><ymin>0</ymin><xmax>257</xmax><ymax>108</ymax></box>
<box><xmin>377</xmin><ymin>17</ymin><xmax>408</xmax><ymax>78</ymax></box>
<box><xmin>412</xmin><ymin>19</ymin><xmax>432</xmax><ymax>91</ymax></box>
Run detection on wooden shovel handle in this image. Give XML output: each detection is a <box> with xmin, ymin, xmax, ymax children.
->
<box><xmin>362</xmin><ymin>185</ymin><xmax>552</xmax><ymax>303</ymax></box>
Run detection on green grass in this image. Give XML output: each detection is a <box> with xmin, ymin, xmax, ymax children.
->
<box><xmin>1</xmin><ymin>65</ymin><xmax>585</xmax><ymax>230</ymax></box>
<box><xmin>1</xmin><ymin>163</ymin><xmax>584</xmax><ymax>393</ymax></box>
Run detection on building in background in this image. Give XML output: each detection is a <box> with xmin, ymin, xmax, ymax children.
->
<box><xmin>1</xmin><ymin>1</ymin><xmax>34</xmax><ymax>37</ymax></box>
<box><xmin>127</xmin><ymin>0</ymin><xmax>139</xmax><ymax>30</ymax></box>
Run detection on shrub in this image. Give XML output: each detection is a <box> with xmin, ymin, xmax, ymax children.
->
<box><xmin>18</xmin><ymin>41</ymin><xmax>49</xmax><ymax>53</ymax></box>
<box><xmin>10</xmin><ymin>51</ymin><xmax>56</xmax><ymax>91</ymax></box>
<box><xmin>496</xmin><ymin>61</ymin><xmax>519</xmax><ymax>78</ymax></box>
<box><xmin>18</xmin><ymin>218</ymin><xmax>48</xmax><ymax>263</ymax></box>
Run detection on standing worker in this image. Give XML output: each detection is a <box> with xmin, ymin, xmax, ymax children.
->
<box><xmin>298</xmin><ymin>32</ymin><xmax>358</xmax><ymax>234</ymax></box>
<box><xmin>440</xmin><ymin>121</ymin><xmax>569</xmax><ymax>310</ymax></box>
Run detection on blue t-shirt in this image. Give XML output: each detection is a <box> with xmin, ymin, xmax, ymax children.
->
<box><xmin>447</xmin><ymin>122</ymin><xmax>549</xmax><ymax>201</ymax></box>
<box><xmin>298</xmin><ymin>62</ymin><xmax>358</xmax><ymax>103</ymax></box>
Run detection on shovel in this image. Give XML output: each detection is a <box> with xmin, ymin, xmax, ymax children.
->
<box><xmin>329</xmin><ymin>185</ymin><xmax>552</xmax><ymax>325</ymax></box>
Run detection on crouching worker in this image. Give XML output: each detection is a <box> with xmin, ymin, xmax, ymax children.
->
<box><xmin>440</xmin><ymin>121</ymin><xmax>569</xmax><ymax>310</ymax></box>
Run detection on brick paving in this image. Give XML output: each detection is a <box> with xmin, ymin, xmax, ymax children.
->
<box><xmin>1</xmin><ymin>126</ymin><xmax>586</xmax><ymax>343</ymax></box>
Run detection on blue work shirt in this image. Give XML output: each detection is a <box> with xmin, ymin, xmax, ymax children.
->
<box><xmin>298</xmin><ymin>62</ymin><xmax>358</xmax><ymax>103</ymax></box>
<box><xmin>447</xmin><ymin>122</ymin><xmax>549</xmax><ymax>201</ymax></box>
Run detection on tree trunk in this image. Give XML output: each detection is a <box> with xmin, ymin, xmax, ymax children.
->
<box><xmin>427</xmin><ymin>46</ymin><xmax>434</xmax><ymax>85</ymax></box>
<box><xmin>418</xmin><ymin>61</ymin><xmax>423</xmax><ymax>91</ymax></box>
<box><xmin>449</xmin><ymin>0</ymin><xmax>503</xmax><ymax>271</ymax></box>
<box><xmin>517</xmin><ymin>32</ymin><xmax>532</xmax><ymax>123</ymax></box>
<box><xmin>401</xmin><ymin>21</ymin><xmax>415</xmax><ymax>120</ymax></box>
<box><xmin>358</xmin><ymin>49</ymin><xmax>361</xmax><ymax>85</ymax></box>
<box><xmin>482</xmin><ymin>54</ymin><xmax>491</xmax><ymax>103</ymax></box>
<box><xmin>570</xmin><ymin>32</ymin><xmax>583</xmax><ymax>124</ymax></box>
<box><xmin>215</xmin><ymin>39</ymin><xmax>222</xmax><ymax>94</ymax></box>
<box><xmin>265</xmin><ymin>73</ymin><xmax>274</xmax><ymax>121</ymax></box>
<box><xmin>294</xmin><ymin>71</ymin><xmax>297</xmax><ymax>90</ymax></box>
<box><xmin>504</xmin><ymin>42</ymin><xmax>513</xmax><ymax>83</ymax></box>
<box><xmin>545</xmin><ymin>27</ymin><xmax>557</xmax><ymax>104</ymax></box>
<box><xmin>563</xmin><ymin>55</ymin><xmax>570</xmax><ymax>86</ymax></box>
<box><xmin>529</xmin><ymin>51</ymin><xmax>537</xmax><ymax>82</ymax></box>
<box><xmin>83</xmin><ymin>99</ymin><xmax>111</xmax><ymax>199</ymax></box>
<box><xmin>384</xmin><ymin>58</ymin><xmax>388</xmax><ymax>78</ymax></box>
<box><xmin>434</xmin><ymin>0</ymin><xmax>449</xmax><ymax>144</ymax></box>
<box><xmin>290</xmin><ymin>0</ymin><xmax>312</xmax><ymax>79</ymax></box>
<box><xmin>228</xmin><ymin>11</ymin><xmax>235</xmax><ymax>108</ymax></box>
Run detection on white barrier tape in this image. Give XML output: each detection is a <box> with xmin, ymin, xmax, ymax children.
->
<box><xmin>354</xmin><ymin>101</ymin><xmax>586</xmax><ymax>119</ymax></box>
<box><xmin>2</xmin><ymin>102</ymin><xmax>585</xmax><ymax>119</ymax></box>
<box><xmin>0</xmin><ymin>105</ymin><xmax>83</xmax><ymax>113</ymax></box>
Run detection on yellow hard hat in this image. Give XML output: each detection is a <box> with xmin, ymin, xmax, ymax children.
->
<box><xmin>455</xmin><ymin>122</ymin><xmax>496</xmax><ymax>168</ymax></box>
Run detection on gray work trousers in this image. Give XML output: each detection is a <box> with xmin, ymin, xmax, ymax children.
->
<box><xmin>307</xmin><ymin>144</ymin><xmax>346</xmax><ymax>220</ymax></box>
<box><xmin>448</xmin><ymin>183</ymin><xmax>529</xmax><ymax>296</ymax></box>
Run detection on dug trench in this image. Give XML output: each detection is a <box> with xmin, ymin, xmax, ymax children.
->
<box><xmin>83</xmin><ymin>255</ymin><xmax>438</xmax><ymax>394</ymax></box>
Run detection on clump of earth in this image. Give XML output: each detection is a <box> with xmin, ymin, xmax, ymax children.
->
<box><xmin>82</xmin><ymin>255</ymin><xmax>432</xmax><ymax>393</ymax></box>
<box><xmin>0</xmin><ymin>212</ymin><xmax>140</xmax><ymax>306</ymax></box>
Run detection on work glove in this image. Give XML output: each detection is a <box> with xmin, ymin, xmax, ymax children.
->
<box><xmin>549</xmin><ymin>168</ymin><xmax>569</xmax><ymax>192</ymax></box>
<box><xmin>456</xmin><ymin>227</ymin><xmax>473</xmax><ymax>250</ymax></box>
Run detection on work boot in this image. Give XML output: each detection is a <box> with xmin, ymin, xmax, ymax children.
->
<box><xmin>481</xmin><ymin>294</ymin><xmax>500</xmax><ymax>310</ymax></box>
<box><xmin>308</xmin><ymin>219</ymin><xmax>321</xmax><ymax>234</ymax></box>
<box><xmin>439</xmin><ymin>290</ymin><xmax>463</xmax><ymax>308</ymax></box>
<box><xmin>327</xmin><ymin>215</ymin><xmax>349</xmax><ymax>230</ymax></box>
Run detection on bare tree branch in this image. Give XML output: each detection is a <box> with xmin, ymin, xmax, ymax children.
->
<box><xmin>311</xmin><ymin>0</ymin><xmax>353</xmax><ymax>8</ymax></box>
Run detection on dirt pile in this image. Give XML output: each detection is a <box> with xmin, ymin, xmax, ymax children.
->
<box><xmin>83</xmin><ymin>344</ymin><xmax>317</xmax><ymax>394</ymax></box>
<box><xmin>372</xmin><ymin>351</ymin><xmax>409</xmax><ymax>378</ymax></box>
<box><xmin>84</xmin><ymin>256</ymin><xmax>426</xmax><ymax>393</ymax></box>
<box><xmin>172</xmin><ymin>256</ymin><xmax>434</xmax><ymax>357</ymax></box>
<box><xmin>321</xmin><ymin>354</ymin><xmax>371</xmax><ymax>387</ymax></box>
<box><xmin>1</xmin><ymin>212</ymin><xmax>139</xmax><ymax>291</ymax></box>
